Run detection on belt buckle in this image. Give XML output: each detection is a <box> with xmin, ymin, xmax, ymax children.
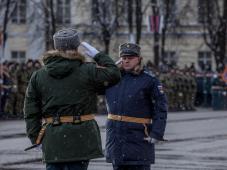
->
<box><xmin>52</xmin><ymin>116</ymin><xmax>61</xmax><ymax>126</ymax></box>
<box><xmin>117</xmin><ymin>115</ymin><xmax>122</xmax><ymax>121</ymax></box>
<box><xmin>73</xmin><ymin>115</ymin><xmax>81</xmax><ymax>124</ymax></box>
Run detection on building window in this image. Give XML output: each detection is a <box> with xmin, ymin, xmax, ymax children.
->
<box><xmin>11</xmin><ymin>0</ymin><xmax>26</xmax><ymax>24</ymax></box>
<box><xmin>11</xmin><ymin>51</ymin><xmax>26</xmax><ymax>63</ymax></box>
<box><xmin>198</xmin><ymin>51</ymin><xmax>212</xmax><ymax>71</ymax></box>
<box><xmin>163</xmin><ymin>51</ymin><xmax>177</xmax><ymax>66</ymax></box>
<box><xmin>56</xmin><ymin>0</ymin><xmax>71</xmax><ymax>24</ymax></box>
<box><xmin>197</xmin><ymin>0</ymin><xmax>214</xmax><ymax>23</ymax></box>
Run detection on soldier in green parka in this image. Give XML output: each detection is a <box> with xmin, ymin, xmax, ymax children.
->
<box><xmin>24</xmin><ymin>28</ymin><xmax>121</xmax><ymax>170</ymax></box>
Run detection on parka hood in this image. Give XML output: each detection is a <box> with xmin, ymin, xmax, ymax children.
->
<box><xmin>42</xmin><ymin>50</ymin><xmax>85</xmax><ymax>79</ymax></box>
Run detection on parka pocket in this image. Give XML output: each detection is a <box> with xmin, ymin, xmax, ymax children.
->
<box><xmin>42</xmin><ymin>120</ymin><xmax>103</xmax><ymax>162</ymax></box>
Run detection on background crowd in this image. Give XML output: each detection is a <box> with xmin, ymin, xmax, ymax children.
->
<box><xmin>0</xmin><ymin>59</ymin><xmax>41</xmax><ymax>118</ymax></box>
<box><xmin>1</xmin><ymin>59</ymin><xmax>227</xmax><ymax>119</ymax></box>
<box><xmin>146</xmin><ymin>61</ymin><xmax>227</xmax><ymax>112</ymax></box>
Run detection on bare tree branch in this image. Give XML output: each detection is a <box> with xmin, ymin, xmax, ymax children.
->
<box><xmin>91</xmin><ymin>0</ymin><xmax>124</xmax><ymax>53</ymax></box>
<box><xmin>202</xmin><ymin>0</ymin><xmax>227</xmax><ymax>72</ymax></box>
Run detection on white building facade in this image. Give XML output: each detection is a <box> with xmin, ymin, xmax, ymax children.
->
<box><xmin>1</xmin><ymin>0</ymin><xmax>223</xmax><ymax>71</ymax></box>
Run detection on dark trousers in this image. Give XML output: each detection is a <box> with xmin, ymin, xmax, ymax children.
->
<box><xmin>46</xmin><ymin>161</ymin><xmax>89</xmax><ymax>170</ymax></box>
<box><xmin>113</xmin><ymin>164</ymin><xmax>151</xmax><ymax>170</ymax></box>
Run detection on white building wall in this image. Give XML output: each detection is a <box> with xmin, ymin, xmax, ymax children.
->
<box><xmin>4</xmin><ymin>0</ymin><xmax>220</xmax><ymax>70</ymax></box>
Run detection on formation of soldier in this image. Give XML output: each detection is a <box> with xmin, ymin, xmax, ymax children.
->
<box><xmin>159</xmin><ymin>68</ymin><xmax>197</xmax><ymax>112</ymax></box>
<box><xmin>0</xmin><ymin>59</ymin><xmax>41</xmax><ymax>118</ymax></box>
<box><xmin>145</xmin><ymin>61</ymin><xmax>197</xmax><ymax>112</ymax></box>
<box><xmin>1</xmin><ymin>58</ymin><xmax>226</xmax><ymax>117</ymax></box>
<box><xmin>1</xmin><ymin>59</ymin><xmax>196</xmax><ymax>118</ymax></box>
<box><xmin>145</xmin><ymin>61</ymin><xmax>227</xmax><ymax>111</ymax></box>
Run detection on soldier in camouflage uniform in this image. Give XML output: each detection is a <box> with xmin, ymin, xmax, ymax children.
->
<box><xmin>176</xmin><ymin>69</ymin><xmax>184</xmax><ymax>111</ymax></box>
<box><xmin>168</xmin><ymin>68</ymin><xmax>178</xmax><ymax>111</ymax></box>
<box><xmin>159</xmin><ymin>68</ymin><xmax>172</xmax><ymax>111</ymax></box>
<box><xmin>173</xmin><ymin>68</ymin><xmax>181</xmax><ymax>111</ymax></box>
<box><xmin>16</xmin><ymin>60</ymin><xmax>34</xmax><ymax>116</ymax></box>
<box><xmin>183</xmin><ymin>69</ymin><xmax>193</xmax><ymax>111</ymax></box>
<box><xmin>0</xmin><ymin>64</ymin><xmax>14</xmax><ymax>117</ymax></box>
<box><xmin>4</xmin><ymin>62</ymin><xmax>18</xmax><ymax>116</ymax></box>
<box><xmin>183</xmin><ymin>70</ymin><xmax>191</xmax><ymax>110</ymax></box>
<box><xmin>33</xmin><ymin>60</ymin><xmax>42</xmax><ymax>71</ymax></box>
<box><xmin>190</xmin><ymin>71</ymin><xmax>197</xmax><ymax>110</ymax></box>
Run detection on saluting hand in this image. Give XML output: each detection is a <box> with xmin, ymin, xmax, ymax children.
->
<box><xmin>78</xmin><ymin>42</ymin><xmax>99</xmax><ymax>58</ymax></box>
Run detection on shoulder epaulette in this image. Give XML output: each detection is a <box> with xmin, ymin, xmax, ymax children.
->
<box><xmin>143</xmin><ymin>70</ymin><xmax>155</xmax><ymax>77</ymax></box>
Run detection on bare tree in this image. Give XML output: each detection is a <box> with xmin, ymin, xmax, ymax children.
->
<box><xmin>151</xmin><ymin>0</ymin><xmax>160</xmax><ymax>66</ymax></box>
<box><xmin>125</xmin><ymin>0</ymin><xmax>143</xmax><ymax>44</ymax></box>
<box><xmin>42</xmin><ymin>0</ymin><xmax>56</xmax><ymax>50</ymax></box>
<box><xmin>0</xmin><ymin>0</ymin><xmax>12</xmax><ymax>113</ymax></box>
<box><xmin>0</xmin><ymin>0</ymin><xmax>17</xmax><ymax>58</ymax></box>
<box><xmin>202</xmin><ymin>0</ymin><xmax>227</xmax><ymax>72</ymax></box>
<box><xmin>1</xmin><ymin>0</ymin><xmax>11</xmax><ymax>53</ymax></box>
<box><xmin>135</xmin><ymin>0</ymin><xmax>142</xmax><ymax>44</ymax></box>
<box><xmin>91</xmin><ymin>0</ymin><xmax>124</xmax><ymax>54</ymax></box>
<box><xmin>27</xmin><ymin>0</ymin><xmax>57</xmax><ymax>51</ymax></box>
<box><xmin>149</xmin><ymin>0</ymin><xmax>176</xmax><ymax>67</ymax></box>
<box><xmin>127</xmin><ymin>0</ymin><xmax>134</xmax><ymax>42</ymax></box>
<box><xmin>160</xmin><ymin>0</ymin><xmax>173</xmax><ymax>63</ymax></box>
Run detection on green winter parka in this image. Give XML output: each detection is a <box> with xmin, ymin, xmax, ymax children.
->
<box><xmin>24</xmin><ymin>50</ymin><xmax>121</xmax><ymax>163</ymax></box>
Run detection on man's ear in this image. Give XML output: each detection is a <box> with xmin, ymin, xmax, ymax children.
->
<box><xmin>138</xmin><ymin>57</ymin><xmax>143</xmax><ymax>64</ymax></box>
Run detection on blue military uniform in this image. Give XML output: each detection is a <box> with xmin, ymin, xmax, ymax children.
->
<box><xmin>105</xmin><ymin>70</ymin><xmax>168</xmax><ymax>167</ymax></box>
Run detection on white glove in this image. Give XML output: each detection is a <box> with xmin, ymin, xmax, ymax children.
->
<box><xmin>144</xmin><ymin>136</ymin><xmax>159</xmax><ymax>144</ymax></box>
<box><xmin>79</xmin><ymin>42</ymin><xmax>99</xmax><ymax>58</ymax></box>
<box><xmin>115</xmin><ymin>58</ymin><xmax>122</xmax><ymax>65</ymax></box>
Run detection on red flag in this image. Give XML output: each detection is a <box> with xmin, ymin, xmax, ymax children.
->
<box><xmin>148</xmin><ymin>15</ymin><xmax>160</xmax><ymax>32</ymax></box>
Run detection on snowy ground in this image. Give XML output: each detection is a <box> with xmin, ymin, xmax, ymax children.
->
<box><xmin>0</xmin><ymin>108</ymin><xmax>227</xmax><ymax>170</ymax></box>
